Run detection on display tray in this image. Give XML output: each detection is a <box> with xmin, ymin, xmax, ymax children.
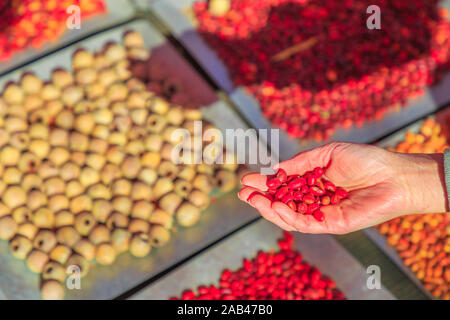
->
<box><xmin>131</xmin><ymin>219</ymin><xmax>395</xmax><ymax>300</ymax></box>
<box><xmin>0</xmin><ymin>19</ymin><xmax>275</xmax><ymax>299</ymax></box>
<box><xmin>148</xmin><ymin>0</ymin><xmax>450</xmax><ymax>161</ymax></box>
<box><xmin>363</xmin><ymin>228</ymin><xmax>435</xmax><ymax>300</ymax></box>
<box><xmin>0</xmin><ymin>0</ymin><xmax>135</xmax><ymax>76</ymax></box>
<box><xmin>362</xmin><ymin>106</ymin><xmax>450</xmax><ymax>300</ymax></box>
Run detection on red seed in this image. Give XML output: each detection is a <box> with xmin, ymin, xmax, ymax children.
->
<box><xmin>275</xmin><ymin>187</ymin><xmax>289</xmax><ymax>200</ymax></box>
<box><xmin>320</xmin><ymin>195</ymin><xmax>331</xmax><ymax>205</ymax></box>
<box><xmin>323</xmin><ymin>180</ymin><xmax>336</xmax><ymax>192</ymax></box>
<box><xmin>313</xmin><ymin>210</ymin><xmax>325</xmax><ymax>222</ymax></box>
<box><xmin>287</xmin><ymin>201</ymin><xmax>297</xmax><ymax>211</ymax></box>
<box><xmin>198</xmin><ymin>285</ymin><xmax>210</xmax><ymax>295</ymax></box>
<box><xmin>331</xmin><ymin>194</ymin><xmax>341</xmax><ymax>204</ymax></box>
<box><xmin>267</xmin><ymin>178</ymin><xmax>282</xmax><ymax>189</ymax></box>
<box><xmin>310</xmin><ymin>186</ymin><xmax>325</xmax><ymax>196</ymax></box>
<box><xmin>313</xmin><ymin>167</ymin><xmax>324</xmax><ymax>178</ymax></box>
<box><xmin>182</xmin><ymin>290</ymin><xmax>196</xmax><ymax>300</ymax></box>
<box><xmin>221</xmin><ymin>269</ymin><xmax>232</xmax><ymax>280</ymax></box>
<box><xmin>276</xmin><ymin>168</ymin><xmax>287</xmax><ymax>183</ymax></box>
<box><xmin>335</xmin><ymin>187</ymin><xmax>348</xmax><ymax>199</ymax></box>
<box><xmin>287</xmin><ymin>177</ymin><xmax>306</xmax><ymax>189</ymax></box>
<box><xmin>307</xmin><ymin>203</ymin><xmax>320</xmax><ymax>214</ymax></box>
<box><xmin>297</xmin><ymin>202</ymin><xmax>308</xmax><ymax>214</ymax></box>
<box><xmin>293</xmin><ymin>191</ymin><xmax>303</xmax><ymax>201</ymax></box>
<box><xmin>300</xmin><ymin>185</ymin><xmax>309</xmax><ymax>194</ymax></box>
<box><xmin>281</xmin><ymin>193</ymin><xmax>294</xmax><ymax>203</ymax></box>
<box><xmin>306</xmin><ymin>174</ymin><xmax>317</xmax><ymax>186</ymax></box>
<box><xmin>302</xmin><ymin>193</ymin><xmax>315</xmax><ymax>204</ymax></box>
<box><xmin>316</xmin><ymin>179</ymin><xmax>325</xmax><ymax>190</ymax></box>
<box><xmin>283</xmin><ymin>231</ymin><xmax>293</xmax><ymax>244</ymax></box>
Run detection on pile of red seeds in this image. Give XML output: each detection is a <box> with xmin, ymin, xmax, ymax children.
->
<box><xmin>249</xmin><ymin>168</ymin><xmax>348</xmax><ymax>222</ymax></box>
<box><xmin>193</xmin><ymin>0</ymin><xmax>450</xmax><ymax>141</ymax></box>
<box><xmin>0</xmin><ymin>0</ymin><xmax>106</xmax><ymax>61</ymax></box>
<box><xmin>172</xmin><ymin>232</ymin><xmax>345</xmax><ymax>300</ymax></box>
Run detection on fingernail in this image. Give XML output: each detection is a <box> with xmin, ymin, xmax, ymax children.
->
<box><xmin>248</xmin><ymin>194</ymin><xmax>265</xmax><ymax>208</ymax></box>
<box><xmin>246</xmin><ymin>191</ymin><xmax>263</xmax><ymax>202</ymax></box>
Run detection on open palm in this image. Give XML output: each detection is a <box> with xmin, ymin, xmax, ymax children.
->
<box><xmin>238</xmin><ymin>142</ymin><xmax>446</xmax><ymax>234</ymax></box>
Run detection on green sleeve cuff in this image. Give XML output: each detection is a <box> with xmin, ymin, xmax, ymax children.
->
<box><xmin>445</xmin><ymin>149</ymin><xmax>450</xmax><ymax>207</ymax></box>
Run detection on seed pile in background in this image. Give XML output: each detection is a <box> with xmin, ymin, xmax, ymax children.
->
<box><xmin>248</xmin><ymin>168</ymin><xmax>348</xmax><ymax>222</ymax></box>
<box><xmin>0</xmin><ymin>29</ymin><xmax>239</xmax><ymax>299</ymax></box>
<box><xmin>0</xmin><ymin>0</ymin><xmax>106</xmax><ymax>61</ymax></box>
<box><xmin>378</xmin><ymin>118</ymin><xmax>449</xmax><ymax>300</ymax></box>
<box><xmin>194</xmin><ymin>0</ymin><xmax>450</xmax><ymax>141</ymax></box>
<box><xmin>172</xmin><ymin>232</ymin><xmax>345</xmax><ymax>300</ymax></box>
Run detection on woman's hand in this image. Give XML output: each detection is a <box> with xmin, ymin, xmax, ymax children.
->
<box><xmin>238</xmin><ymin>142</ymin><xmax>448</xmax><ymax>234</ymax></box>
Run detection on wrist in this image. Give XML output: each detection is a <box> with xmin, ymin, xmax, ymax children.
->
<box><xmin>399</xmin><ymin>153</ymin><xmax>448</xmax><ymax>214</ymax></box>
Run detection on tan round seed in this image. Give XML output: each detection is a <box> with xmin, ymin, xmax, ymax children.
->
<box><xmin>9</xmin><ymin>235</ymin><xmax>33</xmax><ymax>259</ymax></box>
<box><xmin>106</xmin><ymin>212</ymin><xmax>129</xmax><ymax>230</ymax></box>
<box><xmin>111</xmin><ymin>228</ymin><xmax>131</xmax><ymax>254</ymax></box>
<box><xmin>65</xmin><ymin>253</ymin><xmax>89</xmax><ymax>278</ymax></box>
<box><xmin>21</xmin><ymin>73</ymin><xmax>43</xmax><ymax>95</ymax></box>
<box><xmin>149</xmin><ymin>225</ymin><xmax>171</xmax><ymax>247</ymax></box>
<box><xmin>92</xmin><ymin>200</ymin><xmax>113</xmax><ymax>223</ymax></box>
<box><xmin>129</xmin><ymin>233</ymin><xmax>151</xmax><ymax>258</ymax></box>
<box><xmin>17</xmin><ymin>223</ymin><xmax>38</xmax><ymax>240</ymax></box>
<box><xmin>26</xmin><ymin>249</ymin><xmax>49</xmax><ymax>273</ymax></box>
<box><xmin>0</xmin><ymin>146</ymin><xmax>20</xmax><ymax>166</ymax></box>
<box><xmin>41</xmin><ymin>280</ymin><xmax>64</xmax><ymax>300</ymax></box>
<box><xmin>51</xmin><ymin>69</ymin><xmax>74</xmax><ymax>88</ymax></box>
<box><xmin>42</xmin><ymin>261</ymin><xmax>66</xmax><ymax>282</ymax></box>
<box><xmin>176</xmin><ymin>203</ymin><xmax>201</xmax><ymax>227</ymax></box>
<box><xmin>50</xmin><ymin>245</ymin><xmax>72</xmax><ymax>265</ymax></box>
<box><xmin>54</xmin><ymin>211</ymin><xmax>74</xmax><ymax>228</ymax></box>
<box><xmin>74</xmin><ymin>212</ymin><xmax>97</xmax><ymax>236</ymax></box>
<box><xmin>159</xmin><ymin>192</ymin><xmax>183</xmax><ymax>215</ymax></box>
<box><xmin>56</xmin><ymin>226</ymin><xmax>80</xmax><ymax>247</ymax></box>
<box><xmin>96</xmin><ymin>243</ymin><xmax>116</xmax><ymax>266</ymax></box>
<box><xmin>88</xmin><ymin>224</ymin><xmax>110</xmax><ymax>245</ymax></box>
<box><xmin>0</xmin><ymin>216</ymin><xmax>17</xmax><ymax>240</ymax></box>
<box><xmin>73</xmin><ymin>50</ymin><xmax>94</xmax><ymax>69</ymax></box>
<box><xmin>3</xmin><ymin>186</ymin><xmax>26</xmax><ymax>209</ymax></box>
<box><xmin>149</xmin><ymin>209</ymin><xmax>173</xmax><ymax>229</ymax></box>
<box><xmin>128</xmin><ymin>219</ymin><xmax>150</xmax><ymax>234</ymax></box>
<box><xmin>12</xmin><ymin>206</ymin><xmax>33</xmax><ymax>224</ymax></box>
<box><xmin>188</xmin><ymin>189</ymin><xmax>210</xmax><ymax>210</ymax></box>
<box><xmin>70</xmin><ymin>195</ymin><xmax>92</xmax><ymax>214</ymax></box>
<box><xmin>33</xmin><ymin>230</ymin><xmax>57</xmax><ymax>253</ymax></box>
<box><xmin>73</xmin><ymin>239</ymin><xmax>96</xmax><ymax>261</ymax></box>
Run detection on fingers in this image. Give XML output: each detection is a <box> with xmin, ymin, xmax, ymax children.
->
<box><xmin>274</xmin><ymin>142</ymin><xmax>340</xmax><ymax>175</ymax></box>
<box><xmin>238</xmin><ymin>187</ymin><xmax>260</xmax><ymax>206</ymax></box>
<box><xmin>238</xmin><ymin>187</ymin><xmax>295</xmax><ymax>231</ymax></box>
<box><xmin>240</xmin><ymin>172</ymin><xmax>268</xmax><ymax>191</ymax></box>
<box><xmin>272</xmin><ymin>202</ymin><xmax>330</xmax><ymax>234</ymax></box>
<box><xmin>272</xmin><ymin>201</ymin><xmax>355</xmax><ymax>234</ymax></box>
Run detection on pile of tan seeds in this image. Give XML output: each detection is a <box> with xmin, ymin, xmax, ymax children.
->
<box><xmin>0</xmin><ymin>30</ymin><xmax>239</xmax><ymax>299</ymax></box>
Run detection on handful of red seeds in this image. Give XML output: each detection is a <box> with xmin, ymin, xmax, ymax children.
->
<box><xmin>173</xmin><ymin>232</ymin><xmax>345</xmax><ymax>300</ymax></box>
<box><xmin>248</xmin><ymin>167</ymin><xmax>348</xmax><ymax>222</ymax></box>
